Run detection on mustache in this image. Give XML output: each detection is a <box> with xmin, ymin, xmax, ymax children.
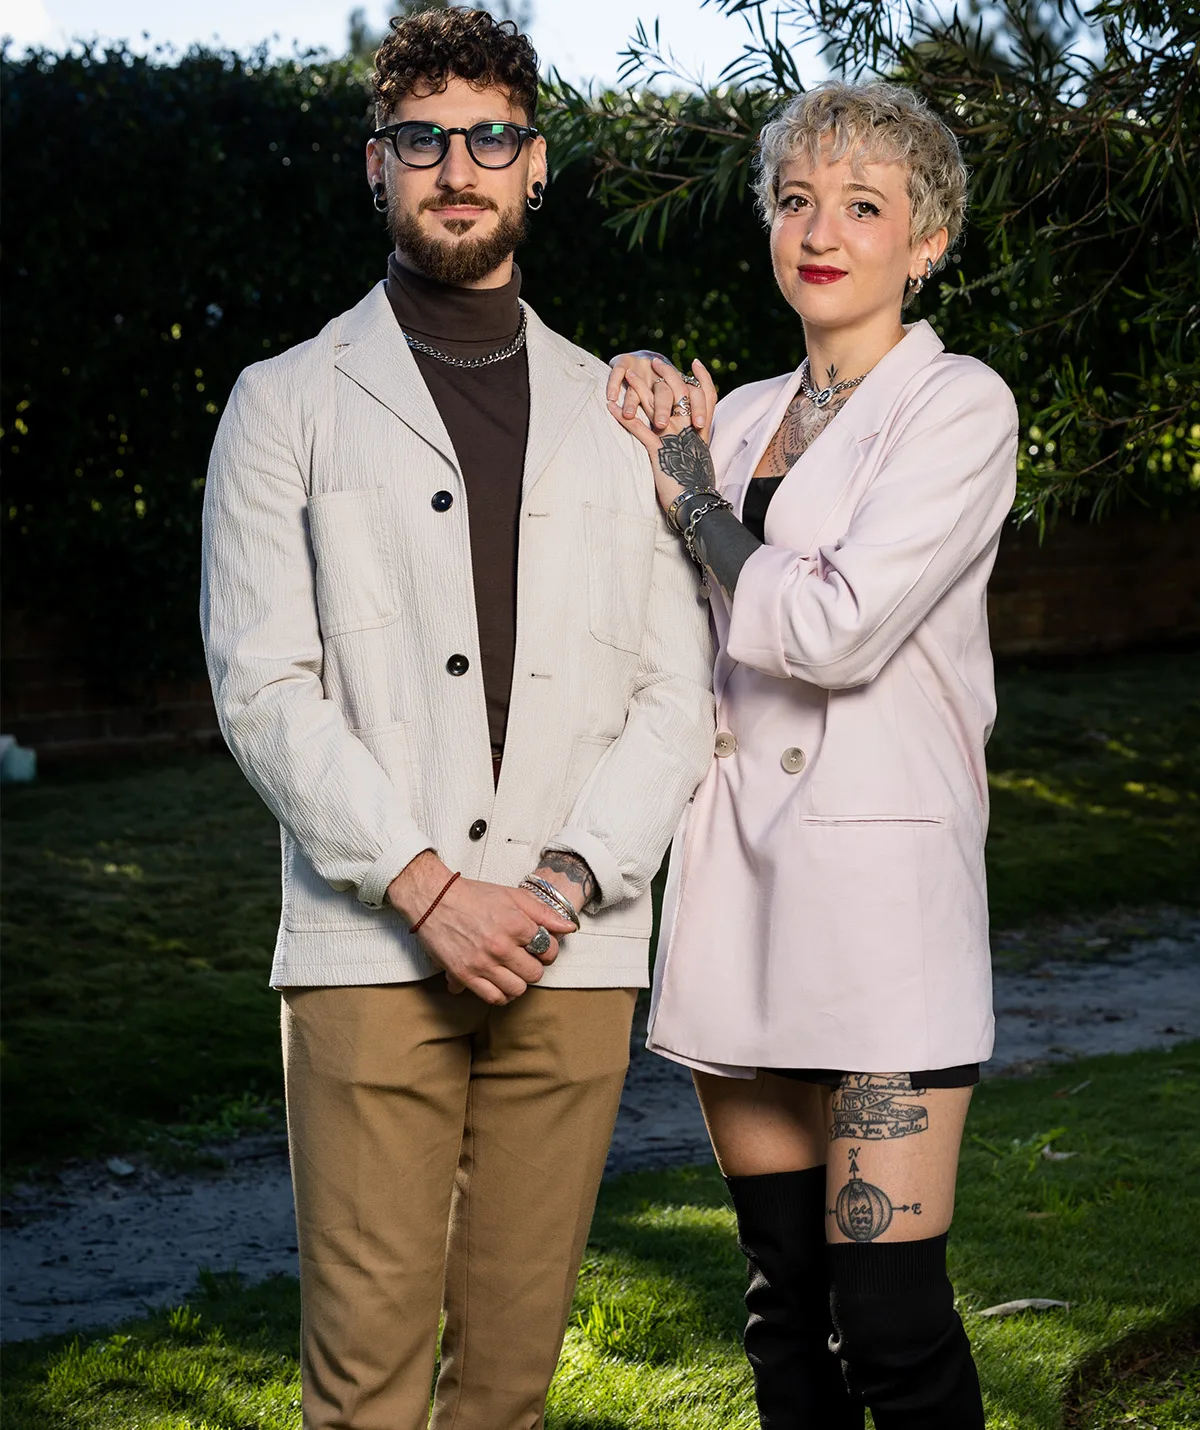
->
<box><xmin>420</xmin><ymin>191</ymin><xmax>499</xmax><ymax>213</ymax></box>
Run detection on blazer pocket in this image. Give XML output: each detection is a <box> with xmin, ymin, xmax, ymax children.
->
<box><xmin>797</xmin><ymin>814</ymin><xmax>947</xmax><ymax>826</ymax></box>
<box><xmin>307</xmin><ymin>486</ymin><xmax>397</xmax><ymax>637</ymax></box>
<box><xmin>583</xmin><ymin>503</ymin><xmax>657</xmax><ymax>653</ymax></box>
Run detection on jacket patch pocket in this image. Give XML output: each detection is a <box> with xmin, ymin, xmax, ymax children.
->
<box><xmin>552</xmin><ymin>733</ymin><xmax>617</xmax><ymax>832</ymax></box>
<box><xmin>583</xmin><ymin>503</ymin><xmax>656</xmax><ymax>653</ymax></box>
<box><xmin>307</xmin><ymin>486</ymin><xmax>396</xmax><ymax>637</ymax></box>
<box><xmin>352</xmin><ymin>721</ymin><xmax>426</xmax><ymax>833</ymax></box>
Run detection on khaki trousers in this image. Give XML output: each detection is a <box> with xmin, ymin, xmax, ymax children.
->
<box><xmin>282</xmin><ymin>978</ymin><xmax>636</xmax><ymax>1430</ymax></box>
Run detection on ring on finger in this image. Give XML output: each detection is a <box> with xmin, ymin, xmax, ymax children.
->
<box><xmin>672</xmin><ymin>394</ymin><xmax>693</xmax><ymax>418</ymax></box>
<box><xmin>682</xmin><ymin>374</ymin><xmax>701</xmax><ymax>387</ymax></box>
<box><xmin>525</xmin><ymin>926</ymin><xmax>552</xmax><ymax>957</ymax></box>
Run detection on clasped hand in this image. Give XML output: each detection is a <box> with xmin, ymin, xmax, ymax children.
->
<box><xmin>606</xmin><ymin>352</ymin><xmax>720</xmax><ymax>517</ymax></box>
<box><xmin>387</xmin><ymin>851</ymin><xmax>575</xmax><ymax>1007</ymax></box>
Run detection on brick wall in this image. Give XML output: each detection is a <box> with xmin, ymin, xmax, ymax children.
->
<box><xmin>3</xmin><ymin>510</ymin><xmax>1197</xmax><ymax>763</ymax></box>
<box><xmin>988</xmin><ymin>509</ymin><xmax>1200</xmax><ymax>657</ymax></box>
<box><xmin>0</xmin><ymin>610</ymin><xmax>222</xmax><ymax>764</ymax></box>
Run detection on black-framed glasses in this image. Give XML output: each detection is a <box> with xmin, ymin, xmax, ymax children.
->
<box><xmin>371</xmin><ymin>121</ymin><xmax>539</xmax><ymax>170</ymax></box>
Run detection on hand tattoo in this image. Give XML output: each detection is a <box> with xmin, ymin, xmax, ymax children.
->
<box><xmin>656</xmin><ymin>426</ymin><xmax>718</xmax><ymax>497</ymax></box>
<box><xmin>537</xmin><ymin>849</ymin><xmax>597</xmax><ymax>910</ymax></box>
<box><xmin>829</xmin><ymin>1073</ymin><xmax>930</xmax><ymax>1142</ymax></box>
<box><xmin>829</xmin><ymin>1146</ymin><xmax>924</xmax><ymax>1242</ymax></box>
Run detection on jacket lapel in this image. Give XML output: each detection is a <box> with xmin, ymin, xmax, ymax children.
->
<box><xmin>332</xmin><ymin>282</ymin><xmax>459</xmax><ymax>469</ymax></box>
<box><xmin>742</xmin><ymin>320</ymin><xmax>948</xmax><ymax>546</ymax></box>
<box><xmin>521</xmin><ymin>306</ymin><xmax>596</xmax><ymax>496</ymax></box>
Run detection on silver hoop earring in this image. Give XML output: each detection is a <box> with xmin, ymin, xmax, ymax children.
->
<box><xmin>372</xmin><ymin>182</ymin><xmax>388</xmax><ymax>214</ymax></box>
<box><xmin>907</xmin><ymin>274</ymin><xmax>925</xmax><ymax>294</ymax></box>
<box><xmin>526</xmin><ymin>181</ymin><xmax>545</xmax><ymax>212</ymax></box>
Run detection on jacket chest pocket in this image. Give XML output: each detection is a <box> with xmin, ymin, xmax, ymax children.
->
<box><xmin>583</xmin><ymin>504</ymin><xmax>657</xmax><ymax>653</ymax></box>
<box><xmin>307</xmin><ymin>486</ymin><xmax>397</xmax><ymax>637</ymax></box>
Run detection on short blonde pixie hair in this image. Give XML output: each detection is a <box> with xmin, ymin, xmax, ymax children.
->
<box><xmin>754</xmin><ymin>80</ymin><xmax>968</xmax><ymax>265</ymax></box>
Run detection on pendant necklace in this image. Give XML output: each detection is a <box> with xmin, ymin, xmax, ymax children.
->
<box><xmin>800</xmin><ymin>358</ymin><xmax>869</xmax><ymax>409</ymax></box>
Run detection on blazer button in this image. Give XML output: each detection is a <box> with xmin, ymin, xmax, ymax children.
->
<box><xmin>446</xmin><ymin>654</ymin><xmax>469</xmax><ymax>676</ymax></box>
<box><xmin>431</xmin><ymin>490</ymin><xmax>454</xmax><ymax>512</ymax></box>
<box><xmin>469</xmin><ymin>819</ymin><xmax>487</xmax><ymax>841</ymax></box>
<box><xmin>781</xmin><ymin>746</ymin><xmax>807</xmax><ymax>775</ymax></box>
<box><xmin>715</xmin><ymin>730</ymin><xmax>738</xmax><ymax>757</ymax></box>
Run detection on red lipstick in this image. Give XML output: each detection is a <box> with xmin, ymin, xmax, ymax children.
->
<box><xmin>798</xmin><ymin>265</ymin><xmax>847</xmax><ymax>284</ymax></box>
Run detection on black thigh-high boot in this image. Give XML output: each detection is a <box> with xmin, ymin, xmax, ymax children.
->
<box><xmin>726</xmin><ymin>1168</ymin><xmax>863</xmax><ymax>1429</ymax></box>
<box><xmin>827</xmin><ymin>1232</ymin><xmax>984</xmax><ymax>1429</ymax></box>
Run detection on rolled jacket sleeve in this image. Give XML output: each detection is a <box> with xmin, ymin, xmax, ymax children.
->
<box><xmin>726</xmin><ymin>369</ymin><xmax>1018</xmax><ymax>689</ymax></box>
<box><xmin>200</xmin><ymin>362</ymin><xmax>433</xmax><ymax>906</ymax></box>
<box><xmin>546</xmin><ymin>503</ymin><xmax>715</xmax><ymax>909</ymax></box>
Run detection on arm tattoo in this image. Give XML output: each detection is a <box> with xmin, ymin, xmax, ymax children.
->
<box><xmin>829</xmin><ymin>1073</ymin><xmax>930</xmax><ymax>1142</ymax></box>
<box><xmin>828</xmin><ymin>1146</ymin><xmax>924</xmax><ymax>1242</ymax></box>
<box><xmin>656</xmin><ymin>427</ymin><xmax>761</xmax><ymax>599</ymax></box>
<box><xmin>692</xmin><ymin>509</ymin><xmax>762</xmax><ymax>602</ymax></box>
<box><xmin>656</xmin><ymin>426</ymin><xmax>718</xmax><ymax>497</ymax></box>
<box><xmin>536</xmin><ymin>849</ymin><xmax>597</xmax><ymax>909</ymax></box>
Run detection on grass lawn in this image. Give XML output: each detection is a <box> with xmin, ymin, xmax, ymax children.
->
<box><xmin>2</xmin><ymin>650</ymin><xmax>1197</xmax><ymax>1170</ymax></box>
<box><xmin>2</xmin><ymin>1043</ymin><xmax>1197</xmax><ymax>1429</ymax></box>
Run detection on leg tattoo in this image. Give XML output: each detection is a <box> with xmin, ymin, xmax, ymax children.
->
<box><xmin>830</xmin><ymin>1073</ymin><xmax>929</xmax><ymax>1142</ymax></box>
<box><xmin>830</xmin><ymin>1146</ymin><xmax>924</xmax><ymax>1243</ymax></box>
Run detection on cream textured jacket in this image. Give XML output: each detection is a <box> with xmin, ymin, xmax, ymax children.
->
<box><xmin>201</xmin><ymin>282</ymin><xmax>714</xmax><ymax>989</ymax></box>
<box><xmin>648</xmin><ymin>321</ymin><xmax>1018</xmax><ymax>1074</ymax></box>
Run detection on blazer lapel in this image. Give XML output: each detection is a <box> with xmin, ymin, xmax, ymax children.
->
<box><xmin>332</xmin><ymin>282</ymin><xmax>459</xmax><ymax>469</ymax></box>
<box><xmin>521</xmin><ymin>306</ymin><xmax>596</xmax><ymax>496</ymax></box>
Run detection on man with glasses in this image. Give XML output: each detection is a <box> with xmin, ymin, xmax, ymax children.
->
<box><xmin>200</xmin><ymin>8</ymin><xmax>713</xmax><ymax>1429</ymax></box>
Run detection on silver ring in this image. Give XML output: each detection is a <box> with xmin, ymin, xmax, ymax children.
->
<box><xmin>525</xmin><ymin>926</ymin><xmax>552</xmax><ymax>957</ymax></box>
<box><xmin>682</xmin><ymin>374</ymin><xmax>701</xmax><ymax>387</ymax></box>
<box><xmin>672</xmin><ymin>394</ymin><xmax>693</xmax><ymax>418</ymax></box>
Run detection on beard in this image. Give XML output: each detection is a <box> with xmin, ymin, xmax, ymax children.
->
<box><xmin>389</xmin><ymin>189</ymin><xmax>529</xmax><ymax>286</ymax></box>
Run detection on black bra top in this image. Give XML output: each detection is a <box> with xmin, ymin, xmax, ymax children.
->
<box><xmin>741</xmin><ymin>475</ymin><xmax>785</xmax><ymax>544</ymax></box>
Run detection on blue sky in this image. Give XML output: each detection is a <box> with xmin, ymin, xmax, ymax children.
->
<box><xmin>0</xmin><ymin>0</ymin><xmax>827</xmax><ymax>86</ymax></box>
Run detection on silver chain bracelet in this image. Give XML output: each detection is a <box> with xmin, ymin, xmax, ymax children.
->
<box><xmin>519</xmin><ymin>876</ymin><xmax>581</xmax><ymax>930</ymax></box>
<box><xmin>680</xmin><ymin>495</ymin><xmax>733</xmax><ymax>565</ymax></box>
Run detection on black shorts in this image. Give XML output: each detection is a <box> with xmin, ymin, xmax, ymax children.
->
<box><xmin>766</xmin><ymin>1064</ymin><xmax>980</xmax><ymax>1090</ymax></box>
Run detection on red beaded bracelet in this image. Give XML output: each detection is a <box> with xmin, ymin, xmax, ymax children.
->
<box><xmin>410</xmin><ymin>870</ymin><xmax>461</xmax><ymax>935</ymax></box>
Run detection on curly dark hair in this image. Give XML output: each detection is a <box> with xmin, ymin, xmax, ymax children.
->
<box><xmin>373</xmin><ymin>8</ymin><xmax>539</xmax><ymax>126</ymax></box>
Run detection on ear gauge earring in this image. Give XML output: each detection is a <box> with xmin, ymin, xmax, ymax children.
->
<box><xmin>526</xmin><ymin>181</ymin><xmax>545</xmax><ymax>212</ymax></box>
<box><xmin>372</xmin><ymin>182</ymin><xmax>388</xmax><ymax>214</ymax></box>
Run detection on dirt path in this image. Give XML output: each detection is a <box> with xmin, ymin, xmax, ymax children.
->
<box><xmin>3</xmin><ymin>911</ymin><xmax>1196</xmax><ymax>1344</ymax></box>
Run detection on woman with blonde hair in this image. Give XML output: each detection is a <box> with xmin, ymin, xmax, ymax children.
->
<box><xmin>607</xmin><ymin>80</ymin><xmax>1015</xmax><ymax>1427</ymax></box>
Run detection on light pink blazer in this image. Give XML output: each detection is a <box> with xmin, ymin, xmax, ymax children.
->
<box><xmin>647</xmin><ymin>321</ymin><xmax>1019</xmax><ymax>1076</ymax></box>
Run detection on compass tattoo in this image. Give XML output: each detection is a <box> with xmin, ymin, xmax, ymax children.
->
<box><xmin>829</xmin><ymin>1146</ymin><xmax>924</xmax><ymax>1242</ymax></box>
<box><xmin>829</xmin><ymin>1073</ymin><xmax>930</xmax><ymax>1142</ymax></box>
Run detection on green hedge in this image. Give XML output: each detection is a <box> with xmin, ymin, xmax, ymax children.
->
<box><xmin>3</xmin><ymin>45</ymin><xmax>797</xmax><ymax>684</ymax></box>
<box><xmin>3</xmin><ymin>44</ymin><xmax>1195</xmax><ymax>685</ymax></box>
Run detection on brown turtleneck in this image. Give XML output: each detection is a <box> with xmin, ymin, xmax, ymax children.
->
<box><xmin>386</xmin><ymin>253</ymin><xmax>530</xmax><ymax>754</ymax></box>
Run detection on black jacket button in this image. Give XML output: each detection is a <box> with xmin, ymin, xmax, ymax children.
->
<box><xmin>446</xmin><ymin>654</ymin><xmax>469</xmax><ymax>676</ymax></box>
<box><xmin>469</xmin><ymin>819</ymin><xmax>487</xmax><ymax>840</ymax></box>
<box><xmin>432</xmin><ymin>490</ymin><xmax>454</xmax><ymax>512</ymax></box>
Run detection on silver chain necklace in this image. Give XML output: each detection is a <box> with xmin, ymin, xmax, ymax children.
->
<box><xmin>402</xmin><ymin>304</ymin><xmax>528</xmax><ymax>369</ymax></box>
<box><xmin>799</xmin><ymin>357</ymin><xmax>869</xmax><ymax>409</ymax></box>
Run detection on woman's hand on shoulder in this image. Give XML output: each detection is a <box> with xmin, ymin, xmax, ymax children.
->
<box><xmin>607</xmin><ymin>352</ymin><xmax>716</xmax><ymax>438</ymax></box>
<box><xmin>606</xmin><ymin>356</ymin><xmax>721</xmax><ymax>519</ymax></box>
